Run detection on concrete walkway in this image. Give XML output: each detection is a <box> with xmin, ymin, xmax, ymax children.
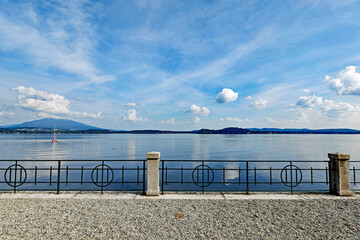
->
<box><xmin>1</xmin><ymin>192</ymin><xmax>359</xmax><ymax>239</ymax></box>
<box><xmin>0</xmin><ymin>192</ymin><xmax>358</xmax><ymax>200</ymax></box>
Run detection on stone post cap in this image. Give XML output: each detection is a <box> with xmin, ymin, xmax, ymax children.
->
<box><xmin>328</xmin><ymin>152</ymin><xmax>350</xmax><ymax>160</ymax></box>
<box><xmin>146</xmin><ymin>152</ymin><xmax>160</xmax><ymax>160</ymax></box>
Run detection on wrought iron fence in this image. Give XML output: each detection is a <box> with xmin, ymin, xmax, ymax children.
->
<box><xmin>0</xmin><ymin>160</ymin><xmax>146</xmax><ymax>194</ymax></box>
<box><xmin>1</xmin><ymin>159</ymin><xmax>360</xmax><ymax>194</ymax></box>
<box><xmin>160</xmin><ymin>160</ymin><xmax>360</xmax><ymax>193</ymax></box>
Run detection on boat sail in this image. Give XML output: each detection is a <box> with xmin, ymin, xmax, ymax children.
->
<box><xmin>52</xmin><ymin>125</ymin><xmax>58</xmax><ymax>143</ymax></box>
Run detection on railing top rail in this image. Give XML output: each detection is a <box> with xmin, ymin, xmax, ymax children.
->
<box><xmin>161</xmin><ymin>160</ymin><xmax>330</xmax><ymax>162</ymax></box>
<box><xmin>0</xmin><ymin>159</ymin><xmax>146</xmax><ymax>162</ymax></box>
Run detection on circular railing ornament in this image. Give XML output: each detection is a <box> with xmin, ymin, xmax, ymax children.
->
<box><xmin>192</xmin><ymin>164</ymin><xmax>214</xmax><ymax>188</ymax></box>
<box><xmin>91</xmin><ymin>164</ymin><xmax>114</xmax><ymax>187</ymax></box>
<box><xmin>280</xmin><ymin>165</ymin><xmax>302</xmax><ymax>187</ymax></box>
<box><xmin>4</xmin><ymin>164</ymin><xmax>27</xmax><ymax>187</ymax></box>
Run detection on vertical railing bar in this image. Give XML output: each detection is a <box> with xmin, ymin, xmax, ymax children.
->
<box><xmin>107</xmin><ymin>168</ymin><xmax>109</xmax><ymax>183</ymax></box>
<box><xmin>96</xmin><ymin>168</ymin><xmax>99</xmax><ymax>184</ymax></box>
<box><xmin>19</xmin><ymin>166</ymin><xmax>22</xmax><ymax>185</ymax></box>
<box><xmin>137</xmin><ymin>166</ymin><xmax>139</xmax><ymax>185</ymax></box>
<box><xmin>202</xmin><ymin>161</ymin><xmax>205</xmax><ymax>194</ymax></box>
<box><xmin>239</xmin><ymin>167</ymin><xmax>241</xmax><ymax>185</ymax></box>
<box><xmin>246</xmin><ymin>161</ymin><xmax>249</xmax><ymax>194</ymax></box>
<box><xmin>50</xmin><ymin>166</ymin><xmax>52</xmax><ymax>186</ymax></box>
<box><xmin>290</xmin><ymin>161</ymin><xmax>293</xmax><ymax>194</ymax></box>
<box><xmin>9</xmin><ymin>168</ymin><xmax>12</xmax><ymax>190</ymax></box>
<box><xmin>101</xmin><ymin>161</ymin><xmax>104</xmax><ymax>194</ymax></box>
<box><xmin>14</xmin><ymin>161</ymin><xmax>17</xmax><ymax>193</ymax></box>
<box><xmin>161</xmin><ymin>160</ymin><xmax>164</xmax><ymax>194</ymax></box>
<box><xmin>254</xmin><ymin>167</ymin><xmax>257</xmax><ymax>185</ymax></box>
<box><xmin>270</xmin><ymin>167</ymin><xmax>272</xmax><ymax>185</ymax></box>
<box><xmin>35</xmin><ymin>166</ymin><xmax>37</xmax><ymax>185</ymax></box>
<box><xmin>122</xmin><ymin>166</ymin><xmax>124</xmax><ymax>185</ymax></box>
<box><xmin>66</xmin><ymin>166</ymin><xmax>69</xmax><ymax>185</ymax></box>
<box><xmin>142</xmin><ymin>160</ymin><xmax>146</xmax><ymax>195</ymax></box>
<box><xmin>223</xmin><ymin>167</ymin><xmax>225</xmax><ymax>185</ymax></box>
<box><xmin>311</xmin><ymin>167</ymin><xmax>313</xmax><ymax>184</ymax></box>
<box><xmin>81</xmin><ymin>166</ymin><xmax>84</xmax><ymax>185</ymax></box>
<box><xmin>56</xmin><ymin>160</ymin><xmax>61</xmax><ymax>194</ymax></box>
<box><xmin>207</xmin><ymin>168</ymin><xmax>209</xmax><ymax>183</ymax></box>
<box><xmin>285</xmin><ymin>168</ymin><xmax>288</xmax><ymax>183</ymax></box>
<box><xmin>181</xmin><ymin>167</ymin><xmax>183</xmax><ymax>185</ymax></box>
<box><xmin>354</xmin><ymin>166</ymin><xmax>356</xmax><ymax>185</ymax></box>
<box><xmin>197</xmin><ymin>168</ymin><xmax>199</xmax><ymax>183</ymax></box>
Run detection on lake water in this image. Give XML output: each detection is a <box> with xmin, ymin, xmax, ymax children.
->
<box><xmin>0</xmin><ymin>134</ymin><xmax>359</xmax><ymax>192</ymax></box>
<box><xmin>1</xmin><ymin>133</ymin><xmax>360</xmax><ymax>160</ymax></box>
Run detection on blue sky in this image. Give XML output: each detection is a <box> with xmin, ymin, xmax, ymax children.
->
<box><xmin>1</xmin><ymin>0</ymin><xmax>360</xmax><ymax>130</ymax></box>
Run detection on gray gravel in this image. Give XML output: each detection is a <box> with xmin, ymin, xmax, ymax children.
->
<box><xmin>0</xmin><ymin>198</ymin><xmax>360</xmax><ymax>239</ymax></box>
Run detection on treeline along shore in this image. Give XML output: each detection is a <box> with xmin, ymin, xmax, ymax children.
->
<box><xmin>2</xmin><ymin>127</ymin><xmax>360</xmax><ymax>134</ymax></box>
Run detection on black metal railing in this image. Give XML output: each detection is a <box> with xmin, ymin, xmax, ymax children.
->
<box><xmin>160</xmin><ymin>160</ymin><xmax>360</xmax><ymax>194</ymax></box>
<box><xmin>2</xmin><ymin>159</ymin><xmax>360</xmax><ymax>194</ymax></box>
<box><xmin>0</xmin><ymin>160</ymin><xmax>146</xmax><ymax>194</ymax></box>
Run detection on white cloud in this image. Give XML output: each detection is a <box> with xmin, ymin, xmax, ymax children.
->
<box><xmin>297</xmin><ymin>112</ymin><xmax>310</xmax><ymax>123</ymax></box>
<box><xmin>125</xmin><ymin>103</ymin><xmax>137</xmax><ymax>107</ymax></box>
<box><xmin>216</xmin><ymin>88</ymin><xmax>238</xmax><ymax>103</ymax></box>
<box><xmin>0</xmin><ymin>111</ymin><xmax>14</xmax><ymax>117</ymax></box>
<box><xmin>292</xmin><ymin>92</ymin><xmax>360</xmax><ymax>119</ymax></box>
<box><xmin>220</xmin><ymin>117</ymin><xmax>252</xmax><ymax>123</ymax></box>
<box><xmin>244</xmin><ymin>96</ymin><xmax>252</xmax><ymax>101</ymax></box>
<box><xmin>296</xmin><ymin>94</ymin><xmax>323</xmax><ymax>108</ymax></box>
<box><xmin>250</xmin><ymin>98</ymin><xmax>267</xmax><ymax>109</ymax></box>
<box><xmin>159</xmin><ymin>118</ymin><xmax>175</xmax><ymax>125</ymax></box>
<box><xmin>327</xmin><ymin>66</ymin><xmax>360</xmax><ymax>96</ymax></box>
<box><xmin>122</xmin><ymin>109</ymin><xmax>147</xmax><ymax>122</ymax></box>
<box><xmin>321</xmin><ymin>99</ymin><xmax>360</xmax><ymax>118</ymax></box>
<box><xmin>265</xmin><ymin>117</ymin><xmax>277</xmax><ymax>123</ymax></box>
<box><xmin>187</xmin><ymin>104</ymin><xmax>210</xmax><ymax>116</ymax></box>
<box><xmin>13</xmin><ymin>86</ymin><xmax>101</xmax><ymax>118</ymax></box>
<box><xmin>194</xmin><ymin>116</ymin><xmax>200</xmax><ymax>124</ymax></box>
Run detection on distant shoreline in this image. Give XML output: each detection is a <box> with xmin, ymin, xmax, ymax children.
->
<box><xmin>2</xmin><ymin>127</ymin><xmax>360</xmax><ymax>134</ymax></box>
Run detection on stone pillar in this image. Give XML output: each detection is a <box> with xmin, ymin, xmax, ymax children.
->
<box><xmin>146</xmin><ymin>152</ymin><xmax>160</xmax><ymax>196</ymax></box>
<box><xmin>328</xmin><ymin>152</ymin><xmax>353</xmax><ymax>196</ymax></box>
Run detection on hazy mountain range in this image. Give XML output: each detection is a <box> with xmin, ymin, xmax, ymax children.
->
<box><xmin>0</xmin><ymin>118</ymin><xmax>101</xmax><ymax>131</ymax></box>
<box><xmin>1</xmin><ymin>118</ymin><xmax>360</xmax><ymax>134</ymax></box>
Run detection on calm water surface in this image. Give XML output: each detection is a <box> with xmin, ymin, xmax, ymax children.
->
<box><xmin>1</xmin><ymin>133</ymin><xmax>359</xmax><ymax>160</ymax></box>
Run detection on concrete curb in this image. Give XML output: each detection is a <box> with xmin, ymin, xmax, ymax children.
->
<box><xmin>0</xmin><ymin>192</ymin><xmax>358</xmax><ymax>200</ymax></box>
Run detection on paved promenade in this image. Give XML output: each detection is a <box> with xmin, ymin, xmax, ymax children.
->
<box><xmin>0</xmin><ymin>193</ymin><xmax>359</xmax><ymax>239</ymax></box>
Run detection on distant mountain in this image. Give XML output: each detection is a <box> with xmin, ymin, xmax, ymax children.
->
<box><xmin>10</xmin><ymin>118</ymin><xmax>102</xmax><ymax>131</ymax></box>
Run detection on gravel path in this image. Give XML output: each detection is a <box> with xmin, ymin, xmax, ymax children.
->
<box><xmin>0</xmin><ymin>198</ymin><xmax>360</xmax><ymax>239</ymax></box>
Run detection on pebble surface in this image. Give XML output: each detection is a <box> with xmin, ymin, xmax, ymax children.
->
<box><xmin>1</xmin><ymin>198</ymin><xmax>360</xmax><ymax>239</ymax></box>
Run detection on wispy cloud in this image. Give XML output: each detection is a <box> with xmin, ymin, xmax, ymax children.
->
<box><xmin>0</xmin><ymin>1</ymin><xmax>114</xmax><ymax>85</ymax></box>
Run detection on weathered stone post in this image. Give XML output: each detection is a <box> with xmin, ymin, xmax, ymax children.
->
<box><xmin>328</xmin><ymin>152</ymin><xmax>353</xmax><ymax>196</ymax></box>
<box><xmin>146</xmin><ymin>152</ymin><xmax>160</xmax><ymax>196</ymax></box>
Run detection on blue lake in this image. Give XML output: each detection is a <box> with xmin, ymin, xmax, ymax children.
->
<box><xmin>1</xmin><ymin>133</ymin><xmax>360</xmax><ymax>160</ymax></box>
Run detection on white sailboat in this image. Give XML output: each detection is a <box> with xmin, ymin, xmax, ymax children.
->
<box><xmin>52</xmin><ymin>125</ymin><xmax>58</xmax><ymax>143</ymax></box>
